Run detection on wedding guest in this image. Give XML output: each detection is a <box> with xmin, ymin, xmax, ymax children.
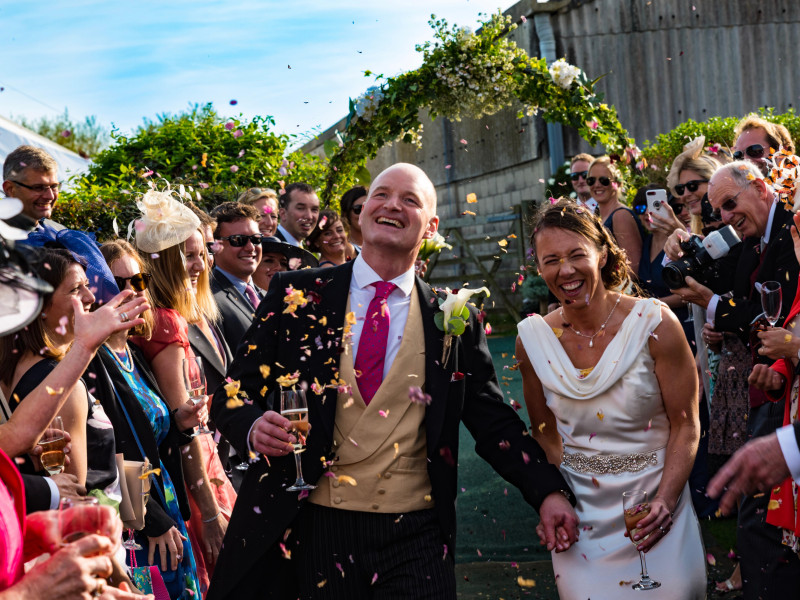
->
<box><xmin>1</xmin><ymin>145</ymin><xmax>64</xmax><ymax>231</ymax></box>
<box><xmin>187</xmin><ymin>202</ymin><xmax>217</xmax><ymax>268</ymax></box>
<box><xmin>275</xmin><ymin>182</ymin><xmax>319</xmax><ymax>247</ymax></box>
<box><xmin>339</xmin><ymin>185</ymin><xmax>366</xmax><ymax>253</ymax></box>
<box><xmin>252</xmin><ymin>237</ymin><xmax>318</xmax><ymax>292</ymax></box>
<box><xmin>305</xmin><ymin>209</ymin><xmax>352</xmax><ymax>268</ymax></box>
<box><xmin>238</xmin><ymin>187</ymin><xmax>279</xmax><ymax>238</ymax></box>
<box><xmin>93</xmin><ymin>240</ymin><xmax>204</xmax><ymax>598</ymax></box>
<box><xmin>517</xmin><ymin>199</ymin><xmax>705</xmax><ymax>598</ymax></box>
<box><xmin>131</xmin><ymin>189</ymin><xmax>234</xmax><ymax>594</ymax></box>
<box><xmin>569</xmin><ymin>153</ymin><xmax>592</xmax><ymax>203</ymax></box>
<box><xmin>588</xmin><ymin>156</ymin><xmax>644</xmax><ymax>274</ymax></box>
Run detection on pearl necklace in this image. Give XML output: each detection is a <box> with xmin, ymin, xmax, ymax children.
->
<box><xmin>560</xmin><ymin>293</ymin><xmax>622</xmax><ymax>348</ymax></box>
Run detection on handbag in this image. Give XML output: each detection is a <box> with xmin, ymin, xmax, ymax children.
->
<box><xmin>129</xmin><ymin>549</ymin><xmax>171</xmax><ymax>600</ymax></box>
<box><xmin>116</xmin><ymin>453</ymin><xmax>150</xmax><ymax>531</ymax></box>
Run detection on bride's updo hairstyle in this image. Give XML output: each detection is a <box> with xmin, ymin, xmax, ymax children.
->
<box><xmin>529</xmin><ymin>198</ymin><xmax>631</xmax><ymax>291</ymax></box>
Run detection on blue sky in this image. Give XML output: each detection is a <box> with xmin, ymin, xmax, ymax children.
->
<box><xmin>0</xmin><ymin>0</ymin><xmax>509</xmax><ymax>141</ymax></box>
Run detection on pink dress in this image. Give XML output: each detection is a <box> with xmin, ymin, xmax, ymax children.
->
<box><xmin>133</xmin><ymin>308</ymin><xmax>237</xmax><ymax>595</ymax></box>
<box><xmin>0</xmin><ymin>448</ymin><xmax>25</xmax><ymax>591</ymax></box>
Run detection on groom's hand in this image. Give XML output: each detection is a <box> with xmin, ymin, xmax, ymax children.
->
<box><xmin>536</xmin><ymin>491</ymin><xmax>579</xmax><ymax>553</ymax></box>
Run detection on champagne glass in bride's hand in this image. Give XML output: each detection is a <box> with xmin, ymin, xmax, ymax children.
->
<box><xmin>183</xmin><ymin>356</ymin><xmax>211</xmax><ymax>435</ymax></box>
<box><xmin>38</xmin><ymin>415</ymin><xmax>66</xmax><ymax>475</ymax></box>
<box><xmin>761</xmin><ymin>281</ymin><xmax>782</xmax><ymax>326</ymax></box>
<box><xmin>280</xmin><ymin>389</ymin><xmax>315</xmax><ymax>492</ymax></box>
<box><xmin>622</xmin><ymin>490</ymin><xmax>661</xmax><ymax>591</ymax></box>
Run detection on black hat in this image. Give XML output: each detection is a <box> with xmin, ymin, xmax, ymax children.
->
<box><xmin>260</xmin><ymin>237</ymin><xmax>319</xmax><ymax>269</ymax></box>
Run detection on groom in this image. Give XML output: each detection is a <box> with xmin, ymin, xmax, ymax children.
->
<box><xmin>208</xmin><ymin>163</ymin><xmax>578</xmax><ymax>599</ymax></box>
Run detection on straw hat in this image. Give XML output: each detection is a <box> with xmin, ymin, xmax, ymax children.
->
<box><xmin>134</xmin><ymin>187</ymin><xmax>201</xmax><ymax>253</ymax></box>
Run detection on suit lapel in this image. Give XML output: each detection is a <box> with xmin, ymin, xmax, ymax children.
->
<box><xmin>213</xmin><ymin>269</ymin><xmax>256</xmax><ymax>319</ymax></box>
<box><xmin>417</xmin><ymin>278</ymin><xmax>450</xmax><ymax>455</ymax></box>
<box><xmin>187</xmin><ymin>323</ymin><xmax>226</xmax><ymax>379</ymax></box>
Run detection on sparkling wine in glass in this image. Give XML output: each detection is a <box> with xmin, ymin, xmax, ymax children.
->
<box><xmin>760</xmin><ymin>281</ymin><xmax>782</xmax><ymax>327</ymax></box>
<box><xmin>59</xmin><ymin>496</ymin><xmax>102</xmax><ymax>546</ymax></box>
<box><xmin>622</xmin><ymin>489</ymin><xmax>661</xmax><ymax>591</ymax></box>
<box><xmin>280</xmin><ymin>389</ymin><xmax>315</xmax><ymax>492</ymax></box>
<box><xmin>182</xmin><ymin>356</ymin><xmax>211</xmax><ymax>435</ymax></box>
<box><xmin>39</xmin><ymin>416</ymin><xmax>66</xmax><ymax>475</ymax></box>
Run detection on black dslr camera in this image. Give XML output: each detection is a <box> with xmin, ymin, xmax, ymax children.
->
<box><xmin>662</xmin><ymin>225</ymin><xmax>741</xmax><ymax>290</ymax></box>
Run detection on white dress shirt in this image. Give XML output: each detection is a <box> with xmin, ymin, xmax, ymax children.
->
<box><xmin>277</xmin><ymin>224</ymin><xmax>301</xmax><ymax>247</ymax></box>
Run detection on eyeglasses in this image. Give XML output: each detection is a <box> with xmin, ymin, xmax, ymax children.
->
<box><xmin>114</xmin><ymin>273</ymin><xmax>151</xmax><ymax>292</ymax></box>
<box><xmin>10</xmin><ymin>180</ymin><xmax>61</xmax><ymax>194</ymax></box>
<box><xmin>717</xmin><ymin>186</ymin><xmax>748</xmax><ymax>213</ymax></box>
<box><xmin>205</xmin><ymin>241</ymin><xmax>218</xmax><ymax>255</ymax></box>
<box><xmin>674</xmin><ymin>179</ymin><xmax>708</xmax><ymax>196</ymax></box>
<box><xmin>219</xmin><ymin>234</ymin><xmax>264</xmax><ymax>247</ymax></box>
<box><xmin>570</xmin><ymin>171</ymin><xmax>589</xmax><ymax>181</ymax></box>
<box><xmin>733</xmin><ymin>144</ymin><xmax>766</xmax><ymax>161</ymax></box>
<box><xmin>633</xmin><ymin>204</ymin><xmax>647</xmax><ymax>215</ymax></box>
<box><xmin>586</xmin><ymin>176</ymin><xmax>612</xmax><ymax>187</ymax></box>
<box><xmin>351</xmin><ymin>204</ymin><xmax>364</xmax><ymax>215</ymax></box>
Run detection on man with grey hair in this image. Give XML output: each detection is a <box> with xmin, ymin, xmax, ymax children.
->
<box><xmin>2</xmin><ymin>145</ymin><xmax>63</xmax><ymax>231</ymax></box>
<box><xmin>665</xmin><ymin>159</ymin><xmax>800</xmax><ymax>598</ymax></box>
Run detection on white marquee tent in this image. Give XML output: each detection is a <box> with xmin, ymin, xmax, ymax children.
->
<box><xmin>0</xmin><ymin>115</ymin><xmax>90</xmax><ymax>182</ymax></box>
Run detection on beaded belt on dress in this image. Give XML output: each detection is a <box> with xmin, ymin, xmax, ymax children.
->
<box><xmin>561</xmin><ymin>447</ymin><xmax>663</xmax><ymax>475</ymax></box>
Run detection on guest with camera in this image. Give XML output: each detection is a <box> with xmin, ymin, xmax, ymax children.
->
<box><xmin>664</xmin><ymin>159</ymin><xmax>800</xmax><ymax>598</ymax></box>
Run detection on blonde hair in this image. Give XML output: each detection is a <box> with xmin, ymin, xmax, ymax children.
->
<box><xmin>138</xmin><ymin>241</ymin><xmax>202</xmax><ymax>323</ymax></box>
<box><xmin>734</xmin><ymin>114</ymin><xmax>795</xmax><ymax>154</ymax></box>
<box><xmin>588</xmin><ymin>156</ymin><xmax>625</xmax><ymax>200</ymax></box>
<box><xmin>570</xmin><ymin>153</ymin><xmax>594</xmax><ymax>167</ymax></box>
<box><xmin>100</xmin><ymin>240</ymin><xmax>155</xmax><ymax>340</ymax></box>
<box><xmin>192</xmin><ymin>230</ymin><xmax>220</xmax><ymax>324</ymax></box>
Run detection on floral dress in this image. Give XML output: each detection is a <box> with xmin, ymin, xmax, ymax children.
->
<box><xmin>111</xmin><ymin>347</ymin><xmax>202</xmax><ymax>600</ymax></box>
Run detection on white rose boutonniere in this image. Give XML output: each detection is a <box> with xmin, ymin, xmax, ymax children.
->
<box><xmin>435</xmin><ymin>286</ymin><xmax>490</xmax><ymax>366</ymax></box>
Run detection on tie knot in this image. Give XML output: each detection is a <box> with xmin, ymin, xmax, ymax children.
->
<box><xmin>373</xmin><ymin>281</ymin><xmax>397</xmax><ymax>300</ymax></box>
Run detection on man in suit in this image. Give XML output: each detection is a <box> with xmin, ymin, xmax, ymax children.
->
<box><xmin>208</xmin><ymin>163</ymin><xmax>578</xmax><ymax>599</ymax></box>
<box><xmin>209</xmin><ymin>202</ymin><xmax>263</xmax><ymax>353</ymax></box>
<box><xmin>274</xmin><ymin>182</ymin><xmax>320</xmax><ymax>247</ymax></box>
<box><xmin>667</xmin><ymin>159</ymin><xmax>800</xmax><ymax>598</ymax></box>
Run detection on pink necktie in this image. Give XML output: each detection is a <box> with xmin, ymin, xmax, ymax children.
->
<box><xmin>354</xmin><ymin>281</ymin><xmax>397</xmax><ymax>405</ymax></box>
<box><xmin>245</xmin><ymin>283</ymin><xmax>260</xmax><ymax>310</ymax></box>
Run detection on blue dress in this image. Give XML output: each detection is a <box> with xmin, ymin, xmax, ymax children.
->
<box><xmin>109</xmin><ymin>347</ymin><xmax>201</xmax><ymax>600</ymax></box>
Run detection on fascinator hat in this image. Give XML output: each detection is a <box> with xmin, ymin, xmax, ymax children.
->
<box><xmin>666</xmin><ymin>135</ymin><xmax>724</xmax><ymax>197</ymax></box>
<box><xmin>134</xmin><ymin>187</ymin><xmax>201</xmax><ymax>253</ymax></box>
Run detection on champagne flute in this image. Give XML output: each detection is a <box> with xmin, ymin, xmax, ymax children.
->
<box><xmin>280</xmin><ymin>389</ymin><xmax>315</xmax><ymax>492</ymax></box>
<box><xmin>760</xmin><ymin>281</ymin><xmax>782</xmax><ymax>326</ymax></box>
<box><xmin>182</xmin><ymin>356</ymin><xmax>211</xmax><ymax>435</ymax></box>
<box><xmin>59</xmin><ymin>496</ymin><xmax>102</xmax><ymax>546</ymax></box>
<box><xmin>622</xmin><ymin>490</ymin><xmax>661</xmax><ymax>591</ymax></box>
<box><xmin>39</xmin><ymin>415</ymin><xmax>66</xmax><ymax>475</ymax></box>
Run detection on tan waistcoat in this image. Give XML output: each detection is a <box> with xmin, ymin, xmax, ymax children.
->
<box><xmin>308</xmin><ymin>287</ymin><xmax>433</xmax><ymax>512</ymax></box>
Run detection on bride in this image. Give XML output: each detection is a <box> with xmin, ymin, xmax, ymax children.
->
<box><xmin>517</xmin><ymin>199</ymin><xmax>706</xmax><ymax>598</ymax></box>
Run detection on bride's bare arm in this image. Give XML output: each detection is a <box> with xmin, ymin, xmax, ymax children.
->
<box><xmin>516</xmin><ymin>336</ymin><xmax>562</xmax><ymax>466</ymax></box>
<box><xmin>633</xmin><ymin>305</ymin><xmax>699</xmax><ymax>552</ymax></box>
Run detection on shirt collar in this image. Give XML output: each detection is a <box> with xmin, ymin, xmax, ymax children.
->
<box><xmin>352</xmin><ymin>254</ymin><xmax>416</xmax><ymax>297</ymax></box>
<box><xmin>215</xmin><ymin>266</ymin><xmax>251</xmax><ymax>293</ymax></box>
<box><xmin>277</xmin><ymin>224</ymin><xmax>301</xmax><ymax>247</ymax></box>
<box><xmin>761</xmin><ymin>195</ymin><xmax>778</xmax><ymax>249</ymax></box>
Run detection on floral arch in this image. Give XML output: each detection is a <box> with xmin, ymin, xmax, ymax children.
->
<box><xmin>321</xmin><ymin>12</ymin><xmax>634</xmax><ymax>203</ymax></box>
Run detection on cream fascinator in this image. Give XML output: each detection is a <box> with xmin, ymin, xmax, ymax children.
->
<box><xmin>666</xmin><ymin>135</ymin><xmax>711</xmax><ymax>197</ymax></box>
<box><xmin>133</xmin><ymin>187</ymin><xmax>201</xmax><ymax>253</ymax></box>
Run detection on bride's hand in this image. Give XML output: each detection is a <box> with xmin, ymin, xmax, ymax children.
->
<box><xmin>625</xmin><ymin>496</ymin><xmax>674</xmax><ymax>553</ymax></box>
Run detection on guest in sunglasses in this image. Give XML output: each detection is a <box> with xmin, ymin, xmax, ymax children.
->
<box><xmin>587</xmin><ymin>156</ymin><xmax>644</xmax><ymax>274</ymax></box>
<box><xmin>339</xmin><ymin>185</ymin><xmax>367</xmax><ymax>254</ymax></box>
<box><xmin>208</xmin><ymin>202</ymin><xmax>263</xmax><ymax>353</ymax></box>
<box><xmin>733</xmin><ymin>114</ymin><xmax>795</xmax><ymax>176</ymax></box>
<box><xmin>306</xmin><ymin>209</ymin><xmax>354</xmax><ymax>268</ymax></box>
<box><xmin>237</xmin><ymin>187</ymin><xmax>279</xmax><ymax>238</ymax></box>
<box><xmin>253</xmin><ymin>237</ymin><xmax>318</xmax><ymax>292</ymax></box>
<box><xmin>569</xmin><ymin>153</ymin><xmax>593</xmax><ymax>203</ymax></box>
<box><xmin>187</xmin><ymin>202</ymin><xmax>218</xmax><ymax>269</ymax></box>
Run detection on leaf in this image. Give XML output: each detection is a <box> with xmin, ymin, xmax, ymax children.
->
<box><xmin>323</xmin><ymin>139</ymin><xmax>339</xmax><ymax>159</ymax></box>
<box><xmin>354</xmin><ymin>164</ymin><xmax>372</xmax><ymax>185</ymax></box>
<box><xmin>433</xmin><ymin>311</ymin><xmax>445</xmax><ymax>331</ymax></box>
<box><xmin>448</xmin><ymin>318</ymin><xmax>466</xmax><ymax>336</ymax></box>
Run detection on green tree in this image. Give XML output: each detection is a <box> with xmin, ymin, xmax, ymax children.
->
<box><xmin>15</xmin><ymin>109</ymin><xmax>109</xmax><ymax>158</ymax></box>
<box><xmin>53</xmin><ymin>104</ymin><xmax>335</xmax><ymax>236</ymax></box>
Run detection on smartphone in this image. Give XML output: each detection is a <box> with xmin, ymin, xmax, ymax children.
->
<box><xmin>646</xmin><ymin>189</ymin><xmax>669</xmax><ymax>217</ymax></box>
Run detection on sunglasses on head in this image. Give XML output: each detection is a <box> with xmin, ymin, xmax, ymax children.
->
<box><xmin>733</xmin><ymin>144</ymin><xmax>766</xmax><ymax>161</ymax></box>
<box><xmin>586</xmin><ymin>176</ymin><xmax>612</xmax><ymax>187</ymax></box>
<box><xmin>674</xmin><ymin>179</ymin><xmax>708</xmax><ymax>196</ymax></box>
<box><xmin>114</xmin><ymin>272</ymin><xmax>151</xmax><ymax>292</ymax></box>
<box><xmin>219</xmin><ymin>234</ymin><xmax>264</xmax><ymax>247</ymax></box>
<box><xmin>351</xmin><ymin>204</ymin><xmax>363</xmax><ymax>215</ymax></box>
<box><xmin>570</xmin><ymin>170</ymin><xmax>588</xmax><ymax>181</ymax></box>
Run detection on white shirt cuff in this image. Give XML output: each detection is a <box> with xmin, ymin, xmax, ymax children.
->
<box><xmin>706</xmin><ymin>295</ymin><xmax>720</xmax><ymax>327</ymax></box>
<box><xmin>45</xmin><ymin>476</ymin><xmax>60</xmax><ymax>510</ymax></box>
<box><xmin>246</xmin><ymin>416</ymin><xmax>263</xmax><ymax>457</ymax></box>
<box><xmin>777</xmin><ymin>424</ymin><xmax>800</xmax><ymax>483</ymax></box>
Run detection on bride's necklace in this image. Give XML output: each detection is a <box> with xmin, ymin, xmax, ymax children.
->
<box><xmin>103</xmin><ymin>343</ymin><xmax>134</xmax><ymax>373</ymax></box>
<box><xmin>560</xmin><ymin>293</ymin><xmax>622</xmax><ymax>348</ymax></box>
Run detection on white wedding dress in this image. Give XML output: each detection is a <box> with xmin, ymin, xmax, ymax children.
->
<box><xmin>518</xmin><ymin>298</ymin><xmax>706</xmax><ymax>599</ymax></box>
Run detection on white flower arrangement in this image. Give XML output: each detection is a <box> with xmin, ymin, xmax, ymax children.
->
<box><xmin>548</xmin><ymin>58</ymin><xmax>582</xmax><ymax>90</ymax></box>
<box><xmin>353</xmin><ymin>86</ymin><xmax>385</xmax><ymax>123</ymax></box>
